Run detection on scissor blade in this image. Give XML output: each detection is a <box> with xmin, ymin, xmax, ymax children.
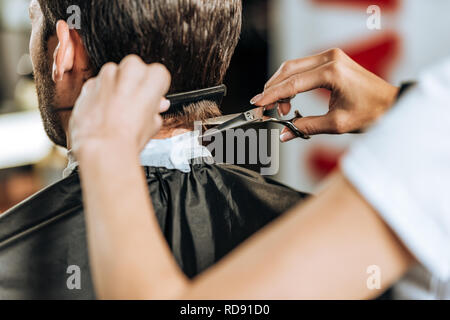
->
<box><xmin>203</xmin><ymin>113</ymin><xmax>242</xmax><ymax>126</ymax></box>
<box><xmin>201</xmin><ymin>107</ymin><xmax>265</xmax><ymax>138</ymax></box>
<box><xmin>214</xmin><ymin>113</ymin><xmax>255</xmax><ymax>132</ymax></box>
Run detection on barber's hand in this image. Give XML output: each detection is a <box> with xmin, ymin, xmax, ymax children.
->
<box><xmin>250</xmin><ymin>48</ymin><xmax>399</xmax><ymax>142</ymax></box>
<box><xmin>69</xmin><ymin>55</ymin><xmax>171</xmax><ymax>158</ymax></box>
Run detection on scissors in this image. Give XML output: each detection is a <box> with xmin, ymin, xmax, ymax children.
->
<box><xmin>201</xmin><ymin>98</ymin><xmax>311</xmax><ymax>140</ymax></box>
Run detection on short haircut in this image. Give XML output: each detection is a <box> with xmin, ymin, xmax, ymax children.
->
<box><xmin>38</xmin><ymin>0</ymin><xmax>242</xmax><ymax>125</ymax></box>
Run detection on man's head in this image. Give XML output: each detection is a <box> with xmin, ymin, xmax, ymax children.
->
<box><xmin>29</xmin><ymin>0</ymin><xmax>242</xmax><ymax>147</ymax></box>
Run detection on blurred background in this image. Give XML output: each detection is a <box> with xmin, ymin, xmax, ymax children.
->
<box><xmin>271</xmin><ymin>0</ymin><xmax>450</xmax><ymax>192</ymax></box>
<box><xmin>0</xmin><ymin>0</ymin><xmax>66</xmax><ymax>213</ymax></box>
<box><xmin>2</xmin><ymin>0</ymin><xmax>450</xmax><ymax>213</ymax></box>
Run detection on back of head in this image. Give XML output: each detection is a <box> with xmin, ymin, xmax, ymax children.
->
<box><xmin>39</xmin><ymin>0</ymin><xmax>242</xmax><ymax>126</ymax></box>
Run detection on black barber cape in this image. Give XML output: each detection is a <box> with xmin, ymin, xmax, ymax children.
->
<box><xmin>0</xmin><ymin>162</ymin><xmax>307</xmax><ymax>299</ymax></box>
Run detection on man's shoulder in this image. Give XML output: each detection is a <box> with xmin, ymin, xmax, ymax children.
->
<box><xmin>0</xmin><ymin>173</ymin><xmax>83</xmax><ymax>245</ymax></box>
<box><xmin>0</xmin><ymin>172</ymin><xmax>95</xmax><ymax>299</ymax></box>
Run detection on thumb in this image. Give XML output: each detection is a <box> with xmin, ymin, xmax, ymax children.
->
<box><xmin>280</xmin><ymin>115</ymin><xmax>335</xmax><ymax>142</ymax></box>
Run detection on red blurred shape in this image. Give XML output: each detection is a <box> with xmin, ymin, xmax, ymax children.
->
<box><xmin>312</xmin><ymin>0</ymin><xmax>401</xmax><ymax>12</ymax></box>
<box><xmin>342</xmin><ymin>32</ymin><xmax>401</xmax><ymax>79</ymax></box>
<box><xmin>306</xmin><ymin>145</ymin><xmax>346</xmax><ymax>181</ymax></box>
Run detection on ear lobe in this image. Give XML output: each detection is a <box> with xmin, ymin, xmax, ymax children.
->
<box><xmin>52</xmin><ymin>20</ymin><xmax>75</xmax><ymax>82</ymax></box>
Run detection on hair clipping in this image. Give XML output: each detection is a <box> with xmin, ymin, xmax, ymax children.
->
<box><xmin>163</xmin><ymin>84</ymin><xmax>227</xmax><ymax>116</ymax></box>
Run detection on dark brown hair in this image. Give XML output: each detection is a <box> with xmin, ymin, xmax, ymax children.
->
<box><xmin>38</xmin><ymin>0</ymin><xmax>242</xmax><ymax>126</ymax></box>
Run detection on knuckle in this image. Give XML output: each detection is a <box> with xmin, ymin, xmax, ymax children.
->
<box><xmin>85</xmin><ymin>78</ymin><xmax>96</xmax><ymax>88</ymax></box>
<box><xmin>327</xmin><ymin>48</ymin><xmax>343</xmax><ymax>61</ymax></box>
<box><xmin>126</xmin><ymin>54</ymin><xmax>142</xmax><ymax>62</ymax></box>
<box><xmin>280</xmin><ymin>61</ymin><xmax>292</xmax><ymax>73</ymax></box>
<box><xmin>82</xmin><ymin>78</ymin><xmax>97</xmax><ymax>93</ymax></box>
<box><xmin>330</xmin><ymin>112</ymin><xmax>349</xmax><ymax>133</ymax></box>
<box><xmin>100</xmin><ymin>63</ymin><xmax>117</xmax><ymax>77</ymax></box>
<box><xmin>121</xmin><ymin>54</ymin><xmax>143</xmax><ymax>68</ymax></box>
<box><xmin>287</xmin><ymin>76</ymin><xmax>299</xmax><ymax>94</ymax></box>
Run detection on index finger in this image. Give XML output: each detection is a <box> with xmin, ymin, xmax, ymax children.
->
<box><xmin>254</xmin><ymin>63</ymin><xmax>329</xmax><ymax>107</ymax></box>
<box><xmin>265</xmin><ymin>50</ymin><xmax>333</xmax><ymax>89</ymax></box>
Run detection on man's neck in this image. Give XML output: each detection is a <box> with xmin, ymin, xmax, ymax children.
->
<box><xmin>65</xmin><ymin>127</ymin><xmax>191</xmax><ymax>150</ymax></box>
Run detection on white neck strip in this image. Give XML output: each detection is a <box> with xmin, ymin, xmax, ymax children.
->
<box><xmin>63</xmin><ymin>131</ymin><xmax>213</xmax><ymax>178</ymax></box>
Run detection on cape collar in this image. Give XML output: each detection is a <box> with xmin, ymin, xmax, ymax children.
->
<box><xmin>63</xmin><ymin>131</ymin><xmax>213</xmax><ymax>178</ymax></box>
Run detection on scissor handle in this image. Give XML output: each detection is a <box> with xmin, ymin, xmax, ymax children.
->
<box><xmin>286</xmin><ymin>110</ymin><xmax>310</xmax><ymax>140</ymax></box>
<box><xmin>276</xmin><ymin>120</ymin><xmax>310</xmax><ymax>140</ymax></box>
<box><xmin>263</xmin><ymin>108</ymin><xmax>310</xmax><ymax>140</ymax></box>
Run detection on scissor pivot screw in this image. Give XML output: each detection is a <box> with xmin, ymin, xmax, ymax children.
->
<box><xmin>244</xmin><ymin>111</ymin><xmax>255</xmax><ymax>121</ymax></box>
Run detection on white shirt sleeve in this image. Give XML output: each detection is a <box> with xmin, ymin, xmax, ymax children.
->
<box><xmin>342</xmin><ymin>58</ymin><xmax>450</xmax><ymax>281</ymax></box>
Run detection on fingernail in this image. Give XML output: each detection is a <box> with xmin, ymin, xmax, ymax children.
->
<box><xmin>160</xmin><ymin>99</ymin><xmax>171</xmax><ymax>112</ymax></box>
<box><xmin>280</xmin><ymin>131</ymin><xmax>294</xmax><ymax>142</ymax></box>
<box><xmin>250</xmin><ymin>93</ymin><xmax>263</xmax><ymax>105</ymax></box>
<box><xmin>278</xmin><ymin>105</ymin><xmax>287</xmax><ymax>116</ymax></box>
<box><xmin>277</xmin><ymin>105</ymin><xmax>281</xmax><ymax>116</ymax></box>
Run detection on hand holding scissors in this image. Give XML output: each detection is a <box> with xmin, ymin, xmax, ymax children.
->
<box><xmin>250</xmin><ymin>48</ymin><xmax>400</xmax><ymax>142</ymax></box>
<box><xmin>202</xmin><ymin>99</ymin><xmax>310</xmax><ymax>140</ymax></box>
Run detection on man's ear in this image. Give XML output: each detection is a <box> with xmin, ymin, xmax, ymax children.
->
<box><xmin>52</xmin><ymin>20</ymin><xmax>75</xmax><ymax>82</ymax></box>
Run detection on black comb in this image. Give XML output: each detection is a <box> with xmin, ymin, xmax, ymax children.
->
<box><xmin>54</xmin><ymin>84</ymin><xmax>228</xmax><ymax>114</ymax></box>
<box><xmin>163</xmin><ymin>84</ymin><xmax>227</xmax><ymax>116</ymax></box>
